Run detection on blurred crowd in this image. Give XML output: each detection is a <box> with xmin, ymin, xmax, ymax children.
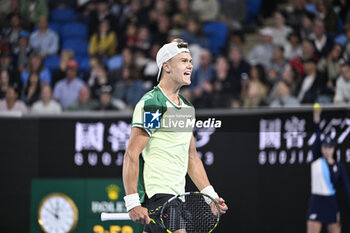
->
<box><xmin>0</xmin><ymin>0</ymin><xmax>350</xmax><ymax>114</ymax></box>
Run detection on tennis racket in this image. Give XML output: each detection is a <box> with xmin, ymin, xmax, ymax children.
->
<box><xmin>101</xmin><ymin>192</ymin><xmax>221</xmax><ymax>233</ymax></box>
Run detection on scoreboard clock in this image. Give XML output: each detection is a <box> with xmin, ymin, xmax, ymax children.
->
<box><xmin>37</xmin><ymin>193</ymin><xmax>78</xmax><ymax>233</ymax></box>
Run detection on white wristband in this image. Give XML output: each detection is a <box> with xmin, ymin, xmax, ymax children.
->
<box><xmin>124</xmin><ymin>193</ymin><xmax>141</xmax><ymax>212</ymax></box>
<box><xmin>201</xmin><ymin>185</ymin><xmax>219</xmax><ymax>199</ymax></box>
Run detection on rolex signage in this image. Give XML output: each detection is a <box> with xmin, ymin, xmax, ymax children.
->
<box><xmin>30</xmin><ymin>179</ymin><xmax>143</xmax><ymax>233</ymax></box>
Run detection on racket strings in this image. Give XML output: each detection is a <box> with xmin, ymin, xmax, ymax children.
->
<box><xmin>162</xmin><ymin>193</ymin><xmax>220</xmax><ymax>233</ymax></box>
<box><xmin>148</xmin><ymin>206</ymin><xmax>164</xmax><ymax>225</ymax></box>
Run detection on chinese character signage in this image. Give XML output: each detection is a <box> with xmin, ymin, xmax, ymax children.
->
<box><xmin>73</xmin><ymin>120</ymin><xmax>217</xmax><ymax>169</ymax></box>
<box><xmin>259</xmin><ymin>116</ymin><xmax>350</xmax><ymax>165</ymax></box>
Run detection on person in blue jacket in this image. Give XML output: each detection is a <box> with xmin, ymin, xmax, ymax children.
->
<box><xmin>307</xmin><ymin>106</ymin><xmax>350</xmax><ymax>233</ymax></box>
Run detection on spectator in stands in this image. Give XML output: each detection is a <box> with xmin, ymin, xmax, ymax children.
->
<box><xmin>334</xmin><ymin>24</ymin><xmax>350</xmax><ymax>47</ymax></box>
<box><xmin>171</xmin><ymin>14</ymin><xmax>186</xmax><ymax>35</ymax></box>
<box><xmin>336</xmin><ymin>0</ymin><xmax>350</xmax><ymax>24</ymax></box>
<box><xmin>290</xmin><ymin>39</ymin><xmax>318</xmax><ymax>76</ymax></box>
<box><xmin>172</xmin><ymin>13</ymin><xmax>185</xmax><ymax>33</ymax></box>
<box><xmin>269</xmin><ymin>79</ymin><xmax>300</xmax><ymax>107</ymax></box>
<box><xmin>0</xmin><ymin>69</ymin><xmax>10</xmax><ymax>99</ymax></box>
<box><xmin>242</xmin><ymin>64</ymin><xmax>268</xmax><ymax>108</ymax></box>
<box><xmin>334</xmin><ymin>62</ymin><xmax>350</xmax><ymax>104</ymax></box>
<box><xmin>311</xmin><ymin>18</ymin><xmax>334</xmax><ymax>58</ymax></box>
<box><xmin>110</xmin><ymin>0</ymin><xmax>131</xmax><ymax>30</ymax></box>
<box><xmin>317</xmin><ymin>43</ymin><xmax>343</xmax><ymax>83</ymax></box>
<box><xmin>219</xmin><ymin>0</ymin><xmax>246</xmax><ymax>26</ymax></box>
<box><xmin>122</xmin><ymin>0</ymin><xmax>145</xmax><ymax>28</ymax></box>
<box><xmin>113</xmin><ymin>64</ymin><xmax>146</xmax><ymax>108</ymax></box>
<box><xmin>0</xmin><ymin>0</ymin><xmax>12</xmax><ymax>21</ymax></box>
<box><xmin>228</xmin><ymin>46</ymin><xmax>250</xmax><ymax>97</ymax></box>
<box><xmin>271</xmin><ymin>10</ymin><xmax>292</xmax><ymax>47</ymax></box>
<box><xmin>133</xmin><ymin>26</ymin><xmax>152</xmax><ymax>57</ymax></box>
<box><xmin>247</xmin><ymin>27</ymin><xmax>274</xmax><ymax>68</ymax></box>
<box><xmin>109</xmin><ymin>48</ymin><xmax>133</xmax><ymax>85</ymax></box>
<box><xmin>286</xmin><ymin>0</ymin><xmax>307</xmax><ymax>32</ymax></box>
<box><xmin>82</xmin><ymin>54</ymin><xmax>103</xmax><ymax>87</ymax></box>
<box><xmin>297</xmin><ymin>57</ymin><xmax>326</xmax><ymax>104</ymax></box>
<box><xmin>75</xmin><ymin>0</ymin><xmax>93</xmax><ymax>25</ymax></box>
<box><xmin>0</xmin><ymin>36</ymin><xmax>11</xmax><ymax>56</ymax></box>
<box><xmin>190</xmin><ymin>0</ymin><xmax>219</xmax><ymax>23</ymax></box>
<box><xmin>142</xmin><ymin>43</ymin><xmax>160</xmax><ymax>87</ymax></box>
<box><xmin>268</xmin><ymin>63</ymin><xmax>301</xmax><ymax>103</ymax></box>
<box><xmin>0</xmin><ymin>51</ymin><xmax>21</xmax><ymax>88</ymax></box>
<box><xmin>266</xmin><ymin>46</ymin><xmax>288</xmax><ymax>87</ymax></box>
<box><xmin>89</xmin><ymin>19</ymin><xmax>117</xmax><ymax>58</ymax></box>
<box><xmin>191</xmin><ymin>49</ymin><xmax>215</xmax><ymax>107</ymax></box>
<box><xmin>1</xmin><ymin>1</ymin><xmax>30</xmax><ymax>31</ymax></box>
<box><xmin>1</xmin><ymin>13</ymin><xmax>23</xmax><ymax>48</ymax></box>
<box><xmin>300</xmin><ymin>12</ymin><xmax>315</xmax><ymax>40</ymax></box>
<box><xmin>281</xmin><ymin>64</ymin><xmax>301</xmax><ymax>97</ymax></box>
<box><xmin>31</xmin><ymin>84</ymin><xmax>61</xmax><ymax>113</ymax></box>
<box><xmin>175</xmin><ymin>0</ymin><xmax>191</xmax><ymax>21</ymax></box>
<box><xmin>315</xmin><ymin>0</ymin><xmax>339</xmax><ymax>36</ymax></box>
<box><xmin>29</xmin><ymin>16</ymin><xmax>59</xmax><ymax>58</ymax></box>
<box><xmin>21</xmin><ymin>51</ymin><xmax>51</xmax><ymax>85</ymax></box>
<box><xmin>20</xmin><ymin>0</ymin><xmax>48</xmax><ymax>27</ymax></box>
<box><xmin>66</xmin><ymin>85</ymin><xmax>98</xmax><ymax>111</ymax></box>
<box><xmin>154</xmin><ymin>0</ymin><xmax>170</xmax><ymax>16</ymax></box>
<box><xmin>180</xmin><ymin>17</ymin><xmax>208</xmax><ymax>49</ymax></box>
<box><xmin>12</xmin><ymin>30</ymin><xmax>32</xmax><ymax>72</ymax></box>
<box><xmin>53</xmin><ymin>60</ymin><xmax>85</xmax><ymax>109</ymax></box>
<box><xmin>21</xmin><ymin>72</ymin><xmax>40</xmax><ymax>106</ymax></box>
<box><xmin>90</xmin><ymin>63</ymin><xmax>112</xmax><ymax>100</ymax></box>
<box><xmin>153</xmin><ymin>14</ymin><xmax>171</xmax><ymax>45</ymax></box>
<box><xmin>0</xmin><ymin>85</ymin><xmax>27</xmax><ymax>112</ymax></box>
<box><xmin>0</xmin><ymin>50</ymin><xmax>21</xmax><ymax>85</ymax></box>
<box><xmin>284</xmin><ymin>31</ymin><xmax>302</xmax><ymax>60</ymax></box>
<box><xmin>88</xmin><ymin>0</ymin><xmax>117</xmax><ymax>36</ymax></box>
<box><xmin>343</xmin><ymin>42</ymin><xmax>350</xmax><ymax>62</ymax></box>
<box><xmin>95</xmin><ymin>84</ymin><xmax>118</xmax><ymax>111</ymax></box>
<box><xmin>168</xmin><ymin>11</ymin><xmax>187</xmax><ymax>30</ymax></box>
<box><xmin>51</xmin><ymin>49</ymin><xmax>75</xmax><ymax>88</ymax></box>
<box><xmin>0</xmin><ymin>52</ymin><xmax>11</xmax><ymax>72</ymax></box>
<box><xmin>210</xmin><ymin>56</ymin><xmax>239</xmax><ymax>108</ymax></box>
<box><xmin>122</xmin><ymin>22</ymin><xmax>138</xmax><ymax>49</ymax></box>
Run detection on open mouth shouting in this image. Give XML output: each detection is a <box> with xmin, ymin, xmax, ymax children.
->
<box><xmin>184</xmin><ymin>71</ymin><xmax>191</xmax><ymax>78</ymax></box>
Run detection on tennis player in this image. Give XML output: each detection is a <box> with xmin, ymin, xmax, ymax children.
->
<box><xmin>122</xmin><ymin>39</ymin><xmax>228</xmax><ymax>233</ymax></box>
<box><xmin>307</xmin><ymin>106</ymin><xmax>350</xmax><ymax>233</ymax></box>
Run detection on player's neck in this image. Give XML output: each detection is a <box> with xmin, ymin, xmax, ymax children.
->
<box><xmin>158</xmin><ymin>82</ymin><xmax>181</xmax><ymax>105</ymax></box>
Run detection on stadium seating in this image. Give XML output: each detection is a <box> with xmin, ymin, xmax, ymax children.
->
<box><xmin>62</xmin><ymin>39</ymin><xmax>89</xmax><ymax>57</ymax></box>
<box><xmin>203</xmin><ymin>22</ymin><xmax>228</xmax><ymax>56</ymax></box>
<box><xmin>44</xmin><ymin>55</ymin><xmax>60</xmax><ymax>73</ymax></box>
<box><xmin>61</xmin><ymin>23</ymin><xmax>88</xmax><ymax>41</ymax></box>
<box><xmin>76</xmin><ymin>55</ymin><xmax>90</xmax><ymax>72</ymax></box>
<box><xmin>50</xmin><ymin>8</ymin><xmax>76</xmax><ymax>24</ymax></box>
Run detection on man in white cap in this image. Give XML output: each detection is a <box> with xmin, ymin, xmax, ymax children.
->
<box><xmin>247</xmin><ymin>27</ymin><xmax>274</xmax><ymax>67</ymax></box>
<box><xmin>122</xmin><ymin>39</ymin><xmax>228</xmax><ymax>233</ymax></box>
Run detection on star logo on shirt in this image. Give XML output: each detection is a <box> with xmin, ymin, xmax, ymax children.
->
<box><xmin>144</xmin><ymin>110</ymin><xmax>162</xmax><ymax>129</ymax></box>
<box><xmin>150</xmin><ymin>110</ymin><xmax>161</xmax><ymax>122</ymax></box>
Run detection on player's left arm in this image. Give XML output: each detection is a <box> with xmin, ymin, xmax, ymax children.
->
<box><xmin>187</xmin><ymin>134</ymin><xmax>228</xmax><ymax>213</ymax></box>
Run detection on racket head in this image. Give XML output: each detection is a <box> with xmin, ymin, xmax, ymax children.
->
<box><xmin>159</xmin><ymin>192</ymin><xmax>221</xmax><ymax>233</ymax></box>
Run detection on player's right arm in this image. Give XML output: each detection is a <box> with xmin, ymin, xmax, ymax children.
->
<box><xmin>123</xmin><ymin>126</ymin><xmax>150</xmax><ymax>224</ymax></box>
<box><xmin>312</xmin><ymin>104</ymin><xmax>322</xmax><ymax>161</ymax></box>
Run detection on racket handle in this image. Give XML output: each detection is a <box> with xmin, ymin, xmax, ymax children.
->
<box><xmin>101</xmin><ymin>212</ymin><xmax>131</xmax><ymax>221</ymax></box>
